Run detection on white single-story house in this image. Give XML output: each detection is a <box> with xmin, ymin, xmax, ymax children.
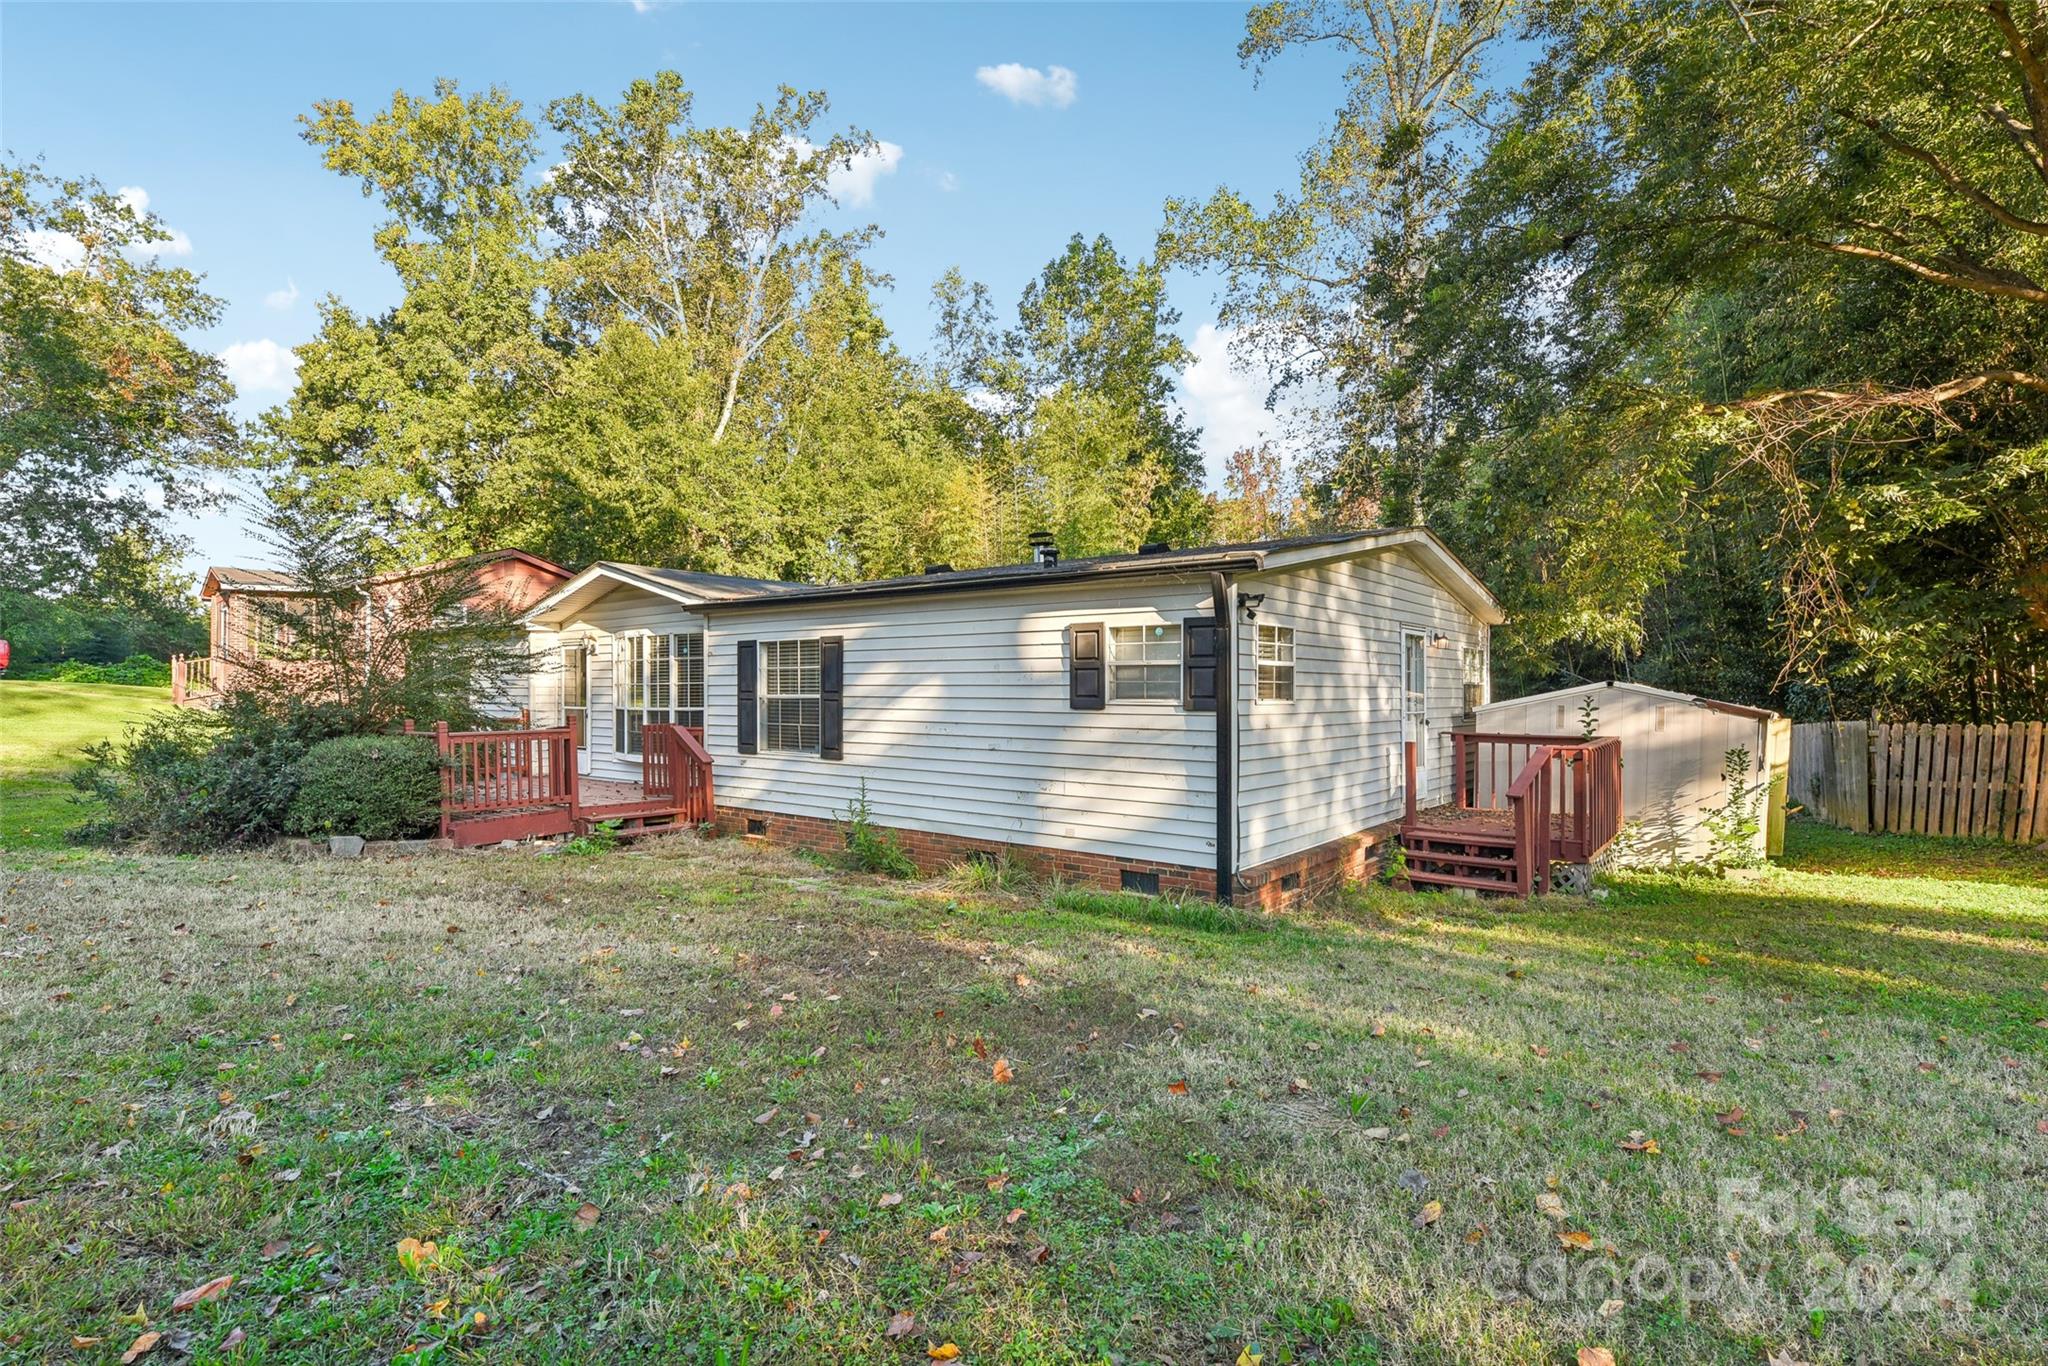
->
<box><xmin>1474</xmin><ymin>680</ymin><xmax>1791</xmax><ymax>863</ymax></box>
<box><xmin>516</xmin><ymin>528</ymin><xmax>1506</xmax><ymax>905</ymax></box>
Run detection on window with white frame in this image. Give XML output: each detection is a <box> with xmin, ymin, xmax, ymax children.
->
<box><xmin>613</xmin><ymin>630</ymin><xmax>705</xmax><ymax>754</ymax></box>
<box><xmin>760</xmin><ymin>639</ymin><xmax>822</xmax><ymax>752</ymax></box>
<box><xmin>1256</xmin><ymin>624</ymin><xmax>1295</xmax><ymax>701</ymax></box>
<box><xmin>1110</xmin><ymin>624</ymin><xmax>1182</xmax><ymax>701</ymax></box>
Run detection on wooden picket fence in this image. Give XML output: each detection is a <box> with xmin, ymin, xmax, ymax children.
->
<box><xmin>1789</xmin><ymin>720</ymin><xmax>2048</xmax><ymax>841</ymax></box>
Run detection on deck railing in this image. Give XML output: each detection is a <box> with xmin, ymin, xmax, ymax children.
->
<box><xmin>1406</xmin><ymin>736</ymin><xmax>1619</xmax><ymax>896</ymax></box>
<box><xmin>1450</xmin><ymin>731</ymin><xmax>1624</xmax><ymax>865</ymax></box>
<box><xmin>170</xmin><ymin>654</ymin><xmax>217</xmax><ymax>705</ymax></box>
<box><xmin>426</xmin><ymin>721</ymin><xmax>579</xmax><ymax>840</ymax></box>
<box><xmin>644</xmin><ymin>723</ymin><xmax>715</xmax><ymax>824</ymax></box>
<box><xmin>1505</xmin><ymin>746</ymin><xmax>1557</xmax><ymax>896</ymax></box>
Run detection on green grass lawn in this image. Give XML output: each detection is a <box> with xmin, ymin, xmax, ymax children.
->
<box><xmin>4</xmin><ymin>820</ymin><xmax>2045</xmax><ymax>1363</ymax></box>
<box><xmin>0</xmin><ymin>679</ymin><xmax>171</xmax><ymax>850</ymax></box>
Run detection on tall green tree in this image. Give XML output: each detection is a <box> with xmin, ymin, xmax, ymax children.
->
<box><xmin>258</xmin><ymin>81</ymin><xmax>551</xmax><ymax>563</ymax></box>
<box><xmin>1426</xmin><ymin>0</ymin><xmax>2048</xmax><ymax>716</ymax></box>
<box><xmin>935</xmin><ymin>235</ymin><xmax>1213</xmax><ymax>562</ymax></box>
<box><xmin>0</xmin><ymin>161</ymin><xmax>236</xmax><ymax>593</ymax></box>
<box><xmin>1161</xmin><ymin>0</ymin><xmax>1515</xmax><ymax>524</ymax></box>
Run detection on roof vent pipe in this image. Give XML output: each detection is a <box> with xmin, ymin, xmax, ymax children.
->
<box><xmin>923</xmin><ymin>563</ymin><xmax>953</xmax><ymax>575</ymax></box>
<box><xmin>1027</xmin><ymin>531</ymin><xmax>1059</xmax><ymax>567</ymax></box>
<box><xmin>1137</xmin><ymin>541</ymin><xmax>1170</xmax><ymax>556</ymax></box>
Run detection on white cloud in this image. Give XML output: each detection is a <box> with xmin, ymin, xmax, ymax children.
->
<box><xmin>219</xmin><ymin>338</ymin><xmax>301</xmax><ymax>396</ymax></box>
<box><xmin>115</xmin><ymin>185</ymin><xmax>193</xmax><ymax>256</ymax></box>
<box><xmin>976</xmin><ymin>63</ymin><xmax>1078</xmax><ymax>109</ymax></box>
<box><xmin>264</xmin><ymin>277</ymin><xmax>300</xmax><ymax>311</ymax></box>
<box><xmin>1180</xmin><ymin>323</ymin><xmax>1285</xmax><ymax>487</ymax></box>
<box><xmin>827</xmin><ymin>141</ymin><xmax>904</xmax><ymax>208</ymax></box>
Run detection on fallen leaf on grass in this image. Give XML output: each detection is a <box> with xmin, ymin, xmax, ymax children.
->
<box><xmin>260</xmin><ymin>1240</ymin><xmax>290</xmax><ymax>1261</ymax></box>
<box><xmin>991</xmin><ymin>1058</ymin><xmax>1015</xmax><ymax>1084</ymax></box>
<box><xmin>1557</xmin><ymin>1230</ymin><xmax>1596</xmax><ymax>1251</ymax></box>
<box><xmin>1577</xmin><ymin>1349</ymin><xmax>1616</xmax><ymax>1366</ymax></box>
<box><xmin>1535</xmin><ymin>1192</ymin><xmax>1567</xmax><ymax>1220</ymax></box>
<box><xmin>877</xmin><ymin>1192</ymin><xmax>904</xmax><ymax>1209</ymax></box>
<box><xmin>1412</xmin><ymin>1200</ymin><xmax>1442</xmax><ymax>1228</ymax></box>
<box><xmin>396</xmin><ymin>1238</ymin><xmax>441</xmax><ymax>1276</ymax></box>
<box><xmin>884</xmin><ymin>1311</ymin><xmax>916</xmax><ymax>1339</ymax></box>
<box><xmin>171</xmin><ymin>1276</ymin><xmax>233</xmax><ymax>1312</ymax></box>
<box><xmin>122</xmin><ymin>1332</ymin><xmax>161</xmax><ymax>1364</ymax></box>
<box><xmin>1167</xmin><ymin>1079</ymin><xmax>1189</xmax><ymax>1095</ymax></box>
<box><xmin>1618</xmin><ymin>1136</ymin><xmax>1660</xmax><ymax>1154</ymax></box>
<box><xmin>573</xmin><ymin>1202</ymin><xmax>600</xmax><ymax>1229</ymax></box>
<box><xmin>72</xmin><ymin>1337</ymin><xmax>102</xmax><ymax>1349</ymax></box>
<box><xmin>928</xmin><ymin>1344</ymin><xmax>961</xmax><ymax>1361</ymax></box>
<box><xmin>1598</xmin><ymin>1297</ymin><xmax>1624</xmax><ymax>1318</ymax></box>
<box><xmin>1004</xmin><ymin>1207</ymin><xmax>1025</xmax><ymax>1225</ymax></box>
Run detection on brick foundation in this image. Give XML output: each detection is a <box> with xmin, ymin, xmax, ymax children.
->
<box><xmin>1234</xmin><ymin>820</ymin><xmax>1400</xmax><ymax>910</ymax></box>
<box><xmin>713</xmin><ymin>806</ymin><xmax>1213</xmax><ymax>898</ymax></box>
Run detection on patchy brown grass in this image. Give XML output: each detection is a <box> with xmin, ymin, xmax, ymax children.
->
<box><xmin>3</xmin><ymin>824</ymin><xmax>2046</xmax><ymax>1363</ymax></box>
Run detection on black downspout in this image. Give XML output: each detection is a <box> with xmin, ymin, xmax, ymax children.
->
<box><xmin>1211</xmin><ymin>571</ymin><xmax>1234</xmax><ymax>905</ymax></box>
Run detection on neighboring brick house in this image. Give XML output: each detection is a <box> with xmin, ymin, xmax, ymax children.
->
<box><xmin>172</xmin><ymin>549</ymin><xmax>572</xmax><ymax>713</ymax></box>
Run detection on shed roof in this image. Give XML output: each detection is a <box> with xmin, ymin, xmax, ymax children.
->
<box><xmin>1478</xmin><ymin>679</ymin><xmax>1778</xmax><ymax>723</ymax></box>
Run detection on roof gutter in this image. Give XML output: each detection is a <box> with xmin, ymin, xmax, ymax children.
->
<box><xmin>1211</xmin><ymin>570</ymin><xmax>1234</xmax><ymax>906</ymax></box>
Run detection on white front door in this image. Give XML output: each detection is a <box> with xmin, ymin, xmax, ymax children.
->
<box><xmin>562</xmin><ymin>643</ymin><xmax>591</xmax><ymax>776</ymax></box>
<box><xmin>1403</xmin><ymin>630</ymin><xmax>1428</xmax><ymax>799</ymax></box>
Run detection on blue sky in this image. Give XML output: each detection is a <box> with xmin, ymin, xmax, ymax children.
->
<box><xmin>5</xmin><ymin>1</ymin><xmax>1367</xmax><ymax>577</ymax></box>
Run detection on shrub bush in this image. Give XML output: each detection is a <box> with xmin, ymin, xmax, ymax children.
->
<box><xmin>14</xmin><ymin>654</ymin><xmax>172</xmax><ymax>686</ymax></box>
<box><xmin>840</xmin><ymin>780</ymin><xmax>917</xmax><ymax>877</ymax></box>
<box><xmin>72</xmin><ymin>697</ymin><xmax>351</xmax><ymax>850</ymax></box>
<box><xmin>285</xmin><ymin>734</ymin><xmax>445</xmax><ymax>840</ymax></box>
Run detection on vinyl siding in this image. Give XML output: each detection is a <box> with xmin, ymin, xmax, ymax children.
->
<box><xmin>706</xmin><ymin>577</ymin><xmax>1218</xmax><ymax>866</ymax></box>
<box><xmin>1235</xmin><ymin>549</ymin><xmax>1488</xmax><ymax>868</ymax></box>
<box><xmin>524</xmin><ymin>587</ymin><xmax>707</xmax><ymax>784</ymax></box>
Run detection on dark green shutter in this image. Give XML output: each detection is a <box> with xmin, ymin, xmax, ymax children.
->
<box><xmin>1183</xmin><ymin>617</ymin><xmax>1220</xmax><ymax>712</ymax></box>
<box><xmin>736</xmin><ymin>640</ymin><xmax>758</xmax><ymax>754</ymax></box>
<box><xmin>1069</xmin><ymin>623</ymin><xmax>1104</xmax><ymax>710</ymax></box>
<box><xmin>819</xmin><ymin>637</ymin><xmax>844</xmax><ymax>760</ymax></box>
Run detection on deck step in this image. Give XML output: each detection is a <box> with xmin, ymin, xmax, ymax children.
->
<box><xmin>1402</xmin><ymin>825</ymin><xmax>1519</xmax><ymax>849</ymax></box>
<box><xmin>1409</xmin><ymin>856</ymin><xmax>1523</xmax><ymax>876</ymax></box>
<box><xmin>1406</xmin><ymin>868</ymin><xmax>1525</xmax><ymax>893</ymax></box>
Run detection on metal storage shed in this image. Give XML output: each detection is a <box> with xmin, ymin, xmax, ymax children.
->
<box><xmin>1473</xmin><ymin>681</ymin><xmax>1791</xmax><ymax>863</ymax></box>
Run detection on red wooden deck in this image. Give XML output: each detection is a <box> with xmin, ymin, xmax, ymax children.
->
<box><xmin>421</xmin><ymin>721</ymin><xmax>715</xmax><ymax>848</ymax></box>
<box><xmin>1399</xmin><ymin>734</ymin><xmax>1623</xmax><ymax>896</ymax></box>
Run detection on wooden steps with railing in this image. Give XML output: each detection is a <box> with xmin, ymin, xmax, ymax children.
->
<box><xmin>417</xmin><ymin>719</ymin><xmax>715</xmax><ymax>848</ymax></box>
<box><xmin>1398</xmin><ymin>732</ymin><xmax>1623</xmax><ymax>897</ymax></box>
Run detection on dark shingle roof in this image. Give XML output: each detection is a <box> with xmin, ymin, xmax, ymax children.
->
<box><xmin>688</xmin><ymin>528</ymin><xmax>1484</xmax><ymax>612</ymax></box>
